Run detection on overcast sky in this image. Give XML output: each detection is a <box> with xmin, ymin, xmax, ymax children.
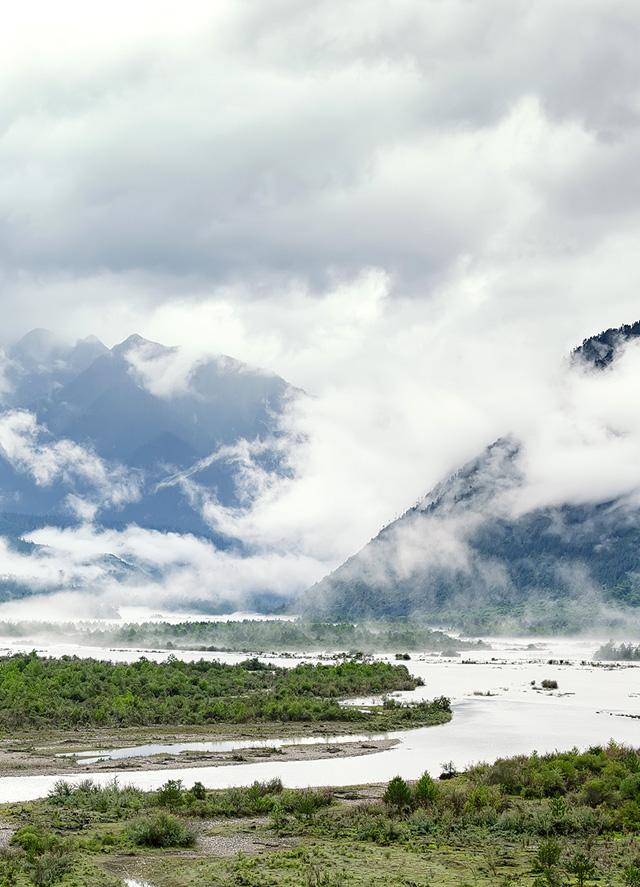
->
<box><xmin>2</xmin><ymin>0</ymin><xmax>640</xmax><ymax>613</ymax></box>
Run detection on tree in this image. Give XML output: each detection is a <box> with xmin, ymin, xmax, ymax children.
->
<box><xmin>413</xmin><ymin>772</ymin><xmax>438</xmax><ymax>806</ymax></box>
<box><xmin>383</xmin><ymin>776</ymin><xmax>413</xmax><ymax>812</ymax></box>
<box><xmin>566</xmin><ymin>852</ymin><xmax>596</xmax><ymax>887</ymax></box>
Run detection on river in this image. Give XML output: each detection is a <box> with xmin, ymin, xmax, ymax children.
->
<box><xmin>1</xmin><ymin>633</ymin><xmax>639</xmax><ymax>802</ymax></box>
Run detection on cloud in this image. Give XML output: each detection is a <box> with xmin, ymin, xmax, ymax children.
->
<box><xmin>1</xmin><ymin>0</ymin><xmax>639</xmax><ymax>307</ymax></box>
<box><xmin>0</xmin><ymin>1</ymin><xmax>640</xmax><ymax>615</ymax></box>
<box><xmin>0</xmin><ymin>410</ymin><xmax>141</xmax><ymax>517</ymax></box>
<box><xmin>21</xmin><ymin>523</ymin><xmax>323</xmax><ymax>608</ymax></box>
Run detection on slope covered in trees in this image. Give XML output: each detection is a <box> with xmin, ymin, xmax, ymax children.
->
<box><xmin>293</xmin><ymin>322</ymin><xmax>640</xmax><ymax>633</ymax></box>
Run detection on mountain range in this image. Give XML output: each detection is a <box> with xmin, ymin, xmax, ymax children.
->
<box><xmin>0</xmin><ymin>330</ymin><xmax>301</xmax><ymax>604</ymax></box>
<box><xmin>3</xmin><ymin>321</ymin><xmax>640</xmax><ymax>631</ymax></box>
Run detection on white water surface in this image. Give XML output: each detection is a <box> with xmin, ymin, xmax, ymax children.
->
<box><xmin>1</xmin><ymin>635</ymin><xmax>639</xmax><ymax>802</ymax></box>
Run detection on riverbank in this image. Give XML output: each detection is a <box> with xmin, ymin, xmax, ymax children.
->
<box><xmin>5</xmin><ymin>744</ymin><xmax>640</xmax><ymax>887</ymax></box>
<box><xmin>0</xmin><ymin>725</ymin><xmax>399</xmax><ymax>779</ymax></box>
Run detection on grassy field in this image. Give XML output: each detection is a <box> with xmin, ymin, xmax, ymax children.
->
<box><xmin>4</xmin><ymin>743</ymin><xmax>640</xmax><ymax>886</ymax></box>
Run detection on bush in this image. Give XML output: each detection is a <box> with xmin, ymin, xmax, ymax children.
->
<box><xmin>27</xmin><ymin>852</ymin><xmax>73</xmax><ymax>887</ymax></box>
<box><xmin>190</xmin><ymin>781</ymin><xmax>206</xmax><ymax>800</ymax></box>
<box><xmin>157</xmin><ymin>778</ymin><xmax>184</xmax><ymax>810</ymax></box>
<box><xmin>126</xmin><ymin>812</ymin><xmax>196</xmax><ymax>848</ymax></box>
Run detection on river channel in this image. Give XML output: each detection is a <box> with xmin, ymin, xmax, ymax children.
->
<box><xmin>0</xmin><ymin>634</ymin><xmax>639</xmax><ymax>802</ymax></box>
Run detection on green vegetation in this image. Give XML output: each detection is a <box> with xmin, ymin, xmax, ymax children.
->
<box><xmin>293</xmin><ymin>487</ymin><xmax>640</xmax><ymax>635</ymax></box>
<box><xmin>0</xmin><ymin>618</ymin><xmax>484</xmax><ymax>653</ymax></box>
<box><xmin>0</xmin><ymin>652</ymin><xmax>451</xmax><ymax>731</ymax></box>
<box><xmin>594</xmin><ymin>641</ymin><xmax>640</xmax><ymax>661</ymax></box>
<box><xmin>6</xmin><ymin>745</ymin><xmax>640</xmax><ymax>885</ymax></box>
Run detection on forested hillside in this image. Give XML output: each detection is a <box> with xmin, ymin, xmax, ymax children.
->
<box><xmin>293</xmin><ymin>322</ymin><xmax>640</xmax><ymax>633</ymax></box>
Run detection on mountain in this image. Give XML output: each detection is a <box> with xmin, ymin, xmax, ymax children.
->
<box><xmin>0</xmin><ymin>331</ymin><xmax>302</xmax><ymax>603</ymax></box>
<box><xmin>572</xmin><ymin>320</ymin><xmax>640</xmax><ymax>369</ymax></box>
<box><xmin>291</xmin><ymin>321</ymin><xmax>640</xmax><ymax>633</ymax></box>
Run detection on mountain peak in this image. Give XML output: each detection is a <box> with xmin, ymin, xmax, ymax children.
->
<box><xmin>9</xmin><ymin>329</ymin><xmax>69</xmax><ymax>364</ymax></box>
<box><xmin>76</xmin><ymin>334</ymin><xmax>105</xmax><ymax>347</ymax></box>
<box><xmin>111</xmin><ymin>334</ymin><xmax>175</xmax><ymax>361</ymax></box>
<box><xmin>573</xmin><ymin>320</ymin><xmax>640</xmax><ymax>369</ymax></box>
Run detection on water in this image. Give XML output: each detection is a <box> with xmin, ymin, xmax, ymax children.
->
<box><xmin>2</xmin><ymin>698</ymin><xmax>640</xmax><ymax>803</ymax></box>
<box><xmin>1</xmin><ymin>634</ymin><xmax>639</xmax><ymax>802</ymax></box>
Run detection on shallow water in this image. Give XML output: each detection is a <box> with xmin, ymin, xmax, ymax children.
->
<box><xmin>3</xmin><ymin>697</ymin><xmax>640</xmax><ymax>803</ymax></box>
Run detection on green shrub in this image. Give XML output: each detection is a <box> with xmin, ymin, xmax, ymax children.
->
<box><xmin>27</xmin><ymin>852</ymin><xmax>73</xmax><ymax>887</ymax></box>
<box><xmin>413</xmin><ymin>772</ymin><xmax>438</xmax><ymax>806</ymax></box>
<box><xmin>353</xmin><ymin>812</ymin><xmax>404</xmax><ymax>844</ymax></box>
<box><xmin>407</xmin><ymin>808</ymin><xmax>434</xmax><ymax>835</ymax></box>
<box><xmin>623</xmin><ymin>864</ymin><xmax>640</xmax><ymax>886</ymax></box>
<box><xmin>126</xmin><ymin>812</ymin><xmax>196</xmax><ymax>848</ymax></box>
<box><xmin>11</xmin><ymin>826</ymin><xmax>48</xmax><ymax>860</ymax></box>
<box><xmin>157</xmin><ymin>778</ymin><xmax>184</xmax><ymax>810</ymax></box>
<box><xmin>190</xmin><ymin>781</ymin><xmax>206</xmax><ymax>800</ymax></box>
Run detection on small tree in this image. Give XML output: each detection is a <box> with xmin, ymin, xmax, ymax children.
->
<box><xmin>190</xmin><ymin>781</ymin><xmax>206</xmax><ymax>800</ymax></box>
<box><xmin>383</xmin><ymin>776</ymin><xmax>413</xmax><ymax>812</ymax></box>
<box><xmin>566</xmin><ymin>852</ymin><xmax>596</xmax><ymax>887</ymax></box>
<box><xmin>532</xmin><ymin>838</ymin><xmax>563</xmax><ymax>887</ymax></box>
<box><xmin>157</xmin><ymin>779</ymin><xmax>184</xmax><ymax>810</ymax></box>
<box><xmin>413</xmin><ymin>772</ymin><xmax>438</xmax><ymax>806</ymax></box>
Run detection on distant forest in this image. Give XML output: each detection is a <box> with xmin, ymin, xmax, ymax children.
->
<box><xmin>0</xmin><ymin>618</ymin><xmax>487</xmax><ymax>653</ymax></box>
<box><xmin>593</xmin><ymin>641</ymin><xmax>640</xmax><ymax>661</ymax></box>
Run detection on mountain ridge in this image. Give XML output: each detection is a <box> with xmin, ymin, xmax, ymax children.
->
<box><xmin>291</xmin><ymin>321</ymin><xmax>640</xmax><ymax>633</ymax></box>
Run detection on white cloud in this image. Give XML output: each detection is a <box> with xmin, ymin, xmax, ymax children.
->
<box><xmin>0</xmin><ymin>410</ymin><xmax>141</xmax><ymax>514</ymax></box>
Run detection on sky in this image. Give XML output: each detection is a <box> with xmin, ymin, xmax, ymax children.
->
<box><xmin>2</xmin><ymin>0</ymin><xmax>640</xmax><ymax>617</ymax></box>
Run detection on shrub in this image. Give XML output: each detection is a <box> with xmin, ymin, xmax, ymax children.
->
<box><xmin>27</xmin><ymin>852</ymin><xmax>73</xmax><ymax>887</ymax></box>
<box><xmin>126</xmin><ymin>812</ymin><xmax>196</xmax><ymax>848</ymax></box>
<box><xmin>624</xmin><ymin>864</ymin><xmax>640</xmax><ymax>887</ymax></box>
<box><xmin>407</xmin><ymin>808</ymin><xmax>434</xmax><ymax>835</ymax></box>
<box><xmin>353</xmin><ymin>812</ymin><xmax>404</xmax><ymax>844</ymax></box>
<box><xmin>11</xmin><ymin>826</ymin><xmax>48</xmax><ymax>859</ymax></box>
<box><xmin>281</xmin><ymin>788</ymin><xmax>333</xmax><ymax>819</ymax></box>
<box><xmin>541</xmin><ymin>679</ymin><xmax>558</xmax><ymax>690</ymax></box>
<box><xmin>157</xmin><ymin>778</ymin><xmax>184</xmax><ymax>810</ymax></box>
<box><xmin>533</xmin><ymin>837</ymin><xmax>562</xmax><ymax>873</ymax></box>
<box><xmin>190</xmin><ymin>781</ymin><xmax>206</xmax><ymax>800</ymax></box>
<box><xmin>566</xmin><ymin>852</ymin><xmax>596</xmax><ymax>887</ymax></box>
